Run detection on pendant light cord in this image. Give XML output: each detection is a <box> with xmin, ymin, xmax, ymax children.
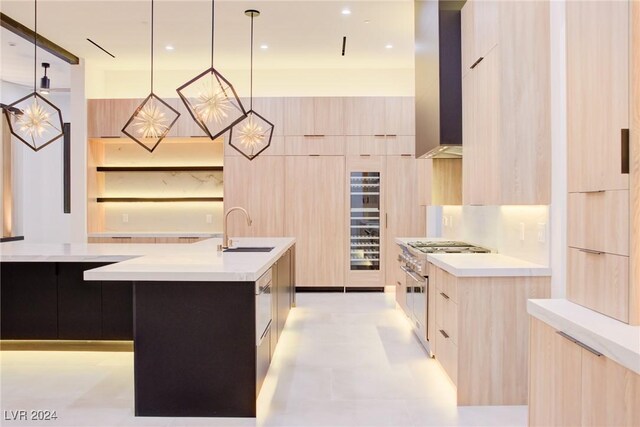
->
<box><xmin>150</xmin><ymin>0</ymin><xmax>154</xmax><ymax>93</ymax></box>
<box><xmin>211</xmin><ymin>0</ymin><xmax>216</xmax><ymax>68</ymax></box>
<box><xmin>250</xmin><ymin>13</ymin><xmax>254</xmax><ymax>111</ymax></box>
<box><xmin>33</xmin><ymin>0</ymin><xmax>37</xmax><ymax>93</ymax></box>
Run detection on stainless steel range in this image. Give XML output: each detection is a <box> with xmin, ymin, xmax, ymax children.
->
<box><xmin>397</xmin><ymin>240</ymin><xmax>490</xmax><ymax>356</ymax></box>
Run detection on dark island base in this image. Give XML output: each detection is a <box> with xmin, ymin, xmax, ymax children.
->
<box><xmin>134</xmin><ymin>281</ymin><xmax>257</xmax><ymax>418</ymax></box>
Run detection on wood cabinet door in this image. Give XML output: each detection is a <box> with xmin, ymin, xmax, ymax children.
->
<box><xmin>283</xmin><ymin>97</ymin><xmax>314</xmax><ymax>136</ymax></box>
<box><xmin>251</xmin><ymin>97</ymin><xmax>285</xmax><ymax>137</ymax></box>
<box><xmin>384</xmin><ymin>97</ymin><xmax>415</xmax><ymax>136</ymax></box>
<box><xmin>223</xmin><ymin>156</ymin><xmax>286</xmax><ymax>238</ymax></box>
<box><xmin>473</xmin><ymin>47</ymin><xmax>500</xmax><ymax>205</ymax></box>
<box><xmin>385</xmin><ymin>136</ymin><xmax>415</xmax><ymax>156</ymax></box>
<box><xmin>175</xmin><ymin>98</ymin><xmax>207</xmax><ymax>137</ymax></box>
<box><xmin>473</xmin><ymin>0</ymin><xmax>499</xmax><ymax>61</ymax></box>
<box><xmin>462</xmin><ymin>67</ymin><xmax>482</xmax><ymax>205</ymax></box>
<box><xmin>460</xmin><ymin>0</ymin><xmax>475</xmax><ymax>75</ymax></box>
<box><xmin>285</xmin><ymin>156</ymin><xmax>345</xmax><ymax>287</ymax></box>
<box><xmin>384</xmin><ymin>156</ymin><xmax>425</xmax><ymax>287</ymax></box>
<box><xmin>345</xmin><ymin>136</ymin><xmax>387</xmax><ymax>156</ymax></box>
<box><xmin>581</xmin><ymin>347</ymin><xmax>640</xmax><ymax>427</ymax></box>
<box><xmin>343</xmin><ymin>97</ymin><xmax>386</xmax><ymax>136</ymax></box>
<box><xmin>567</xmin><ymin>0</ymin><xmax>630</xmax><ymax>192</ymax></box>
<box><xmin>567</xmin><ymin>248</ymin><xmax>630</xmax><ymax>323</ymax></box>
<box><xmin>529</xmin><ymin>318</ymin><xmax>583</xmax><ymax>427</ymax></box>
<box><xmin>87</xmin><ymin>99</ymin><xmax>129</xmax><ymax>138</ymax></box>
<box><xmin>314</xmin><ymin>97</ymin><xmax>344</xmax><ymax>136</ymax></box>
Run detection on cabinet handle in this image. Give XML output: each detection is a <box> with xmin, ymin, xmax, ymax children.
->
<box><xmin>309</xmin><ymin>154</ymin><xmax>320</xmax><ymax>157</ymax></box>
<box><xmin>386</xmin><ymin>134</ymin><xmax>397</xmax><ymax>138</ymax></box>
<box><xmin>401</xmin><ymin>154</ymin><xmax>413</xmax><ymax>157</ymax></box>
<box><xmin>374</xmin><ymin>134</ymin><xmax>386</xmax><ymax>138</ymax></box>
<box><xmin>556</xmin><ymin>331</ymin><xmax>602</xmax><ymax>357</ymax></box>
<box><xmin>360</xmin><ymin>154</ymin><xmax>371</xmax><ymax>157</ymax></box>
<box><xmin>396</xmin><ymin>281</ymin><xmax>402</xmax><ymax>287</ymax></box>
<box><xmin>439</xmin><ymin>329</ymin><xmax>449</xmax><ymax>338</ymax></box>
<box><xmin>621</xmin><ymin>128</ymin><xmax>629</xmax><ymax>174</ymax></box>
<box><xmin>583</xmin><ymin>190</ymin><xmax>605</xmax><ymax>194</ymax></box>
<box><xmin>385</xmin><ymin>213</ymin><xmax>388</xmax><ymax>228</ymax></box>
<box><xmin>303</xmin><ymin>134</ymin><xmax>325</xmax><ymax>138</ymax></box>
<box><xmin>440</xmin><ymin>292</ymin><xmax>449</xmax><ymax>300</ymax></box>
<box><xmin>470</xmin><ymin>56</ymin><xmax>484</xmax><ymax>69</ymax></box>
<box><xmin>579</xmin><ymin>248</ymin><xmax>604</xmax><ymax>255</ymax></box>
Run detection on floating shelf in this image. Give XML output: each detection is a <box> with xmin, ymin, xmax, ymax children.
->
<box><xmin>97</xmin><ymin>197</ymin><xmax>224</xmax><ymax>203</ymax></box>
<box><xmin>97</xmin><ymin>166</ymin><xmax>223</xmax><ymax>172</ymax></box>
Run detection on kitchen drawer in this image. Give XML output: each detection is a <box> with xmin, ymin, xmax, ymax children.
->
<box><xmin>345</xmin><ymin>136</ymin><xmax>386</xmax><ymax>156</ymax></box>
<box><xmin>435</xmin><ymin>267</ymin><xmax>458</xmax><ymax>303</ymax></box>
<box><xmin>568</xmin><ymin>190</ymin><xmax>629</xmax><ymax>256</ymax></box>
<box><xmin>567</xmin><ymin>247</ymin><xmax>629</xmax><ymax>322</ymax></box>
<box><xmin>436</xmin><ymin>291</ymin><xmax>458</xmax><ymax>345</ymax></box>
<box><xmin>385</xmin><ymin>136</ymin><xmax>415</xmax><ymax>156</ymax></box>
<box><xmin>284</xmin><ymin>136</ymin><xmax>345</xmax><ymax>156</ymax></box>
<box><xmin>436</xmin><ymin>327</ymin><xmax>458</xmax><ymax>386</ymax></box>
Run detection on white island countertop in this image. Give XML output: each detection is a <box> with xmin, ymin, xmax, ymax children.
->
<box><xmin>0</xmin><ymin>237</ymin><xmax>295</xmax><ymax>283</ymax></box>
<box><xmin>528</xmin><ymin>299</ymin><xmax>640</xmax><ymax>375</ymax></box>
<box><xmin>395</xmin><ymin>237</ymin><xmax>551</xmax><ymax>277</ymax></box>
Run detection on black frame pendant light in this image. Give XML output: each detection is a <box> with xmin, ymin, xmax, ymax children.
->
<box><xmin>122</xmin><ymin>0</ymin><xmax>180</xmax><ymax>153</ymax></box>
<box><xmin>2</xmin><ymin>0</ymin><xmax>64</xmax><ymax>152</ymax></box>
<box><xmin>228</xmin><ymin>9</ymin><xmax>274</xmax><ymax>161</ymax></box>
<box><xmin>176</xmin><ymin>0</ymin><xmax>247</xmax><ymax>140</ymax></box>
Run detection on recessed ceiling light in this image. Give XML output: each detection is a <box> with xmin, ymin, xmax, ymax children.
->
<box><xmin>8</xmin><ymin>41</ymin><xmax>17</xmax><ymax>47</ymax></box>
<box><xmin>385</xmin><ymin>44</ymin><xmax>393</xmax><ymax>49</ymax></box>
<box><xmin>342</xmin><ymin>8</ymin><xmax>351</xmax><ymax>15</ymax></box>
<box><xmin>364</xmin><ymin>20</ymin><xmax>371</xmax><ymax>24</ymax></box>
<box><xmin>260</xmin><ymin>44</ymin><xmax>269</xmax><ymax>50</ymax></box>
<box><xmin>165</xmin><ymin>45</ymin><xmax>175</xmax><ymax>51</ymax></box>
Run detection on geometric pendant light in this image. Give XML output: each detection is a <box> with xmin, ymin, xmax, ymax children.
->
<box><xmin>176</xmin><ymin>0</ymin><xmax>247</xmax><ymax>141</ymax></box>
<box><xmin>122</xmin><ymin>0</ymin><xmax>180</xmax><ymax>153</ymax></box>
<box><xmin>2</xmin><ymin>0</ymin><xmax>64</xmax><ymax>152</ymax></box>
<box><xmin>228</xmin><ymin>9</ymin><xmax>274</xmax><ymax>161</ymax></box>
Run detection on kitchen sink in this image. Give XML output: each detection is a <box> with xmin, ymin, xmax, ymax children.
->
<box><xmin>223</xmin><ymin>247</ymin><xmax>275</xmax><ymax>253</ymax></box>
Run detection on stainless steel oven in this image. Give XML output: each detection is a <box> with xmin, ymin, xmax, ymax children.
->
<box><xmin>402</xmin><ymin>265</ymin><xmax>428</xmax><ymax>350</ymax></box>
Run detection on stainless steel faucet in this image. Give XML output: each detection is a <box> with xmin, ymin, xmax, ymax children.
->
<box><xmin>219</xmin><ymin>207</ymin><xmax>253</xmax><ymax>251</ymax></box>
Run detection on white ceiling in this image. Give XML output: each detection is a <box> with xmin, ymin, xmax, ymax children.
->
<box><xmin>1</xmin><ymin>1</ymin><xmax>415</xmax><ymax>89</ymax></box>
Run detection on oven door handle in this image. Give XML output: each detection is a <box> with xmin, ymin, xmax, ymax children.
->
<box><xmin>401</xmin><ymin>266</ymin><xmax>426</xmax><ymax>283</ymax></box>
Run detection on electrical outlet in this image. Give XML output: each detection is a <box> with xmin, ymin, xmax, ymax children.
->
<box><xmin>206</xmin><ymin>214</ymin><xmax>213</xmax><ymax>224</ymax></box>
<box><xmin>122</xmin><ymin>213</ymin><xmax>129</xmax><ymax>223</ymax></box>
<box><xmin>443</xmin><ymin>216</ymin><xmax>449</xmax><ymax>227</ymax></box>
<box><xmin>519</xmin><ymin>223</ymin><xmax>525</xmax><ymax>241</ymax></box>
<box><xmin>537</xmin><ymin>223</ymin><xmax>547</xmax><ymax>243</ymax></box>
<box><xmin>449</xmin><ymin>216</ymin><xmax>454</xmax><ymax>228</ymax></box>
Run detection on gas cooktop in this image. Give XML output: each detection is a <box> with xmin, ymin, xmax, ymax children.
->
<box><xmin>408</xmin><ymin>240</ymin><xmax>491</xmax><ymax>254</ymax></box>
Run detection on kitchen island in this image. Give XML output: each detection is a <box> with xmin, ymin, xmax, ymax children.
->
<box><xmin>0</xmin><ymin>237</ymin><xmax>296</xmax><ymax>418</ymax></box>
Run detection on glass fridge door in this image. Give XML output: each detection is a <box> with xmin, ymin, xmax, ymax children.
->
<box><xmin>350</xmin><ymin>172</ymin><xmax>381</xmax><ymax>271</ymax></box>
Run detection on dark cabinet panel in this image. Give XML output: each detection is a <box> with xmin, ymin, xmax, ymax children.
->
<box><xmin>57</xmin><ymin>263</ymin><xmax>107</xmax><ymax>339</ymax></box>
<box><xmin>102</xmin><ymin>282</ymin><xmax>133</xmax><ymax>340</ymax></box>
<box><xmin>0</xmin><ymin>263</ymin><xmax>58</xmax><ymax>339</ymax></box>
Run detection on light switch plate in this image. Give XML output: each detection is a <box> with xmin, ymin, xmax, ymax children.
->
<box><xmin>206</xmin><ymin>214</ymin><xmax>213</xmax><ymax>224</ymax></box>
<box><xmin>519</xmin><ymin>223</ymin><xmax>525</xmax><ymax>241</ymax></box>
<box><xmin>122</xmin><ymin>213</ymin><xmax>129</xmax><ymax>223</ymax></box>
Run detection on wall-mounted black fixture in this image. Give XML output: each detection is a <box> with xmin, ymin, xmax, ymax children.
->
<box><xmin>40</xmin><ymin>62</ymin><xmax>50</xmax><ymax>94</ymax></box>
<box><xmin>63</xmin><ymin>123</ymin><xmax>71</xmax><ymax>213</ymax></box>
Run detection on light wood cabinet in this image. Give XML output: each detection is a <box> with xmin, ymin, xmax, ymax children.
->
<box><xmin>383</xmin><ymin>97</ymin><xmax>415</xmax><ymax>136</ymax></box>
<box><xmin>343</xmin><ymin>97</ymin><xmax>386</xmax><ymax>136</ymax></box>
<box><xmin>385</xmin><ymin>156</ymin><xmax>425</xmax><ymax>287</ymax></box>
<box><xmin>567</xmin><ymin>248</ymin><xmax>629</xmax><ymax>323</ymax></box>
<box><xmin>529</xmin><ymin>317</ymin><xmax>640</xmax><ymax>427</ymax></box>
<box><xmin>283</xmin><ymin>97</ymin><xmax>344</xmax><ymax>136</ymax></box>
<box><xmin>385</xmin><ymin>136</ymin><xmax>414</xmax><ymax>156</ymax></box>
<box><xmin>285</xmin><ymin>156</ymin><xmax>345</xmax><ymax>287</ymax></box>
<box><xmin>529</xmin><ymin>317</ymin><xmax>583</xmax><ymax>427</ymax></box>
<box><xmin>285</xmin><ymin>136</ymin><xmax>345</xmax><ymax>156</ymax></box>
<box><xmin>566</xmin><ymin>0</ymin><xmax>637</xmax><ymax>325</ymax></box>
<box><xmin>567</xmin><ymin>0</ymin><xmax>629</xmax><ymax>193</ymax></box>
<box><xmin>345</xmin><ymin>136</ymin><xmax>387</xmax><ymax>156</ymax></box>
<box><xmin>88</xmin><ymin>99</ymin><xmax>145</xmax><ymax>138</ymax></box>
<box><xmin>568</xmin><ymin>191</ymin><xmax>629</xmax><ymax>256</ymax></box>
<box><xmin>223</xmin><ymin>156</ymin><xmax>286</xmax><ymax>238</ymax></box>
<box><xmin>461</xmin><ymin>0</ymin><xmax>551</xmax><ymax>206</ymax></box>
<box><xmin>418</xmin><ymin>158</ymin><xmax>463</xmax><ymax>206</ymax></box>
<box><xmin>430</xmin><ymin>264</ymin><xmax>550</xmax><ymax>405</ymax></box>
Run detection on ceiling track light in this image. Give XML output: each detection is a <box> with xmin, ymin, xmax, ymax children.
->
<box><xmin>122</xmin><ymin>0</ymin><xmax>180</xmax><ymax>153</ymax></box>
<box><xmin>176</xmin><ymin>0</ymin><xmax>247</xmax><ymax>142</ymax></box>
<box><xmin>2</xmin><ymin>0</ymin><xmax>64</xmax><ymax>152</ymax></box>
<box><xmin>40</xmin><ymin>62</ymin><xmax>50</xmax><ymax>94</ymax></box>
<box><xmin>228</xmin><ymin>9</ymin><xmax>274</xmax><ymax>161</ymax></box>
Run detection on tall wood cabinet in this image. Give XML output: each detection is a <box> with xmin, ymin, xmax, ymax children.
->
<box><xmin>461</xmin><ymin>0</ymin><xmax>551</xmax><ymax>205</ymax></box>
<box><xmin>529</xmin><ymin>318</ymin><xmax>640</xmax><ymax>427</ymax></box>
<box><xmin>285</xmin><ymin>156</ymin><xmax>345</xmax><ymax>287</ymax></box>
<box><xmin>566</xmin><ymin>0</ymin><xmax>637</xmax><ymax>325</ymax></box>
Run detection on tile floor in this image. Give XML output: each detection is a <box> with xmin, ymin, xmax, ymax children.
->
<box><xmin>0</xmin><ymin>292</ymin><xmax>526</xmax><ymax>427</ymax></box>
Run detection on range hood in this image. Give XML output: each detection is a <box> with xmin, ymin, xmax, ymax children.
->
<box><xmin>414</xmin><ymin>0</ymin><xmax>464</xmax><ymax>159</ymax></box>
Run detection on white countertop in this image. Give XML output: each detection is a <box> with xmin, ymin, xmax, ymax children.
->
<box><xmin>528</xmin><ymin>299</ymin><xmax>640</xmax><ymax>375</ymax></box>
<box><xmin>0</xmin><ymin>238</ymin><xmax>295</xmax><ymax>282</ymax></box>
<box><xmin>88</xmin><ymin>232</ymin><xmax>221</xmax><ymax>238</ymax></box>
<box><xmin>395</xmin><ymin>237</ymin><xmax>551</xmax><ymax>277</ymax></box>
